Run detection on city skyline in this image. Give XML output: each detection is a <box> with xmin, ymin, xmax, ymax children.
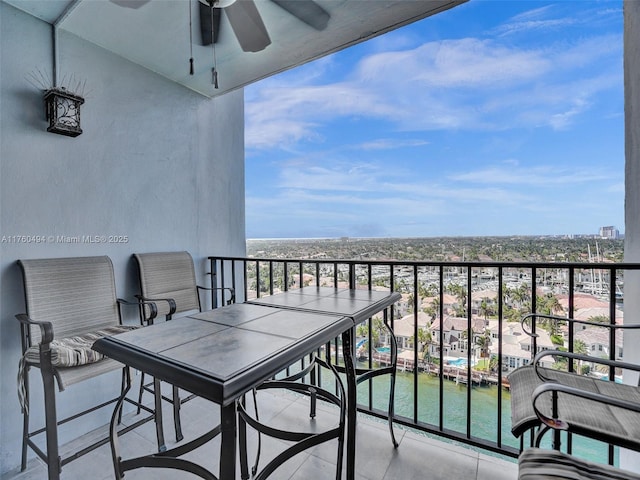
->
<box><xmin>245</xmin><ymin>0</ymin><xmax>624</xmax><ymax>240</ymax></box>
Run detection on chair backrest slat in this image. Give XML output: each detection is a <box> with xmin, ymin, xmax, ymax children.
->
<box><xmin>134</xmin><ymin>251</ymin><xmax>201</xmax><ymax>317</ymax></box>
<box><xmin>19</xmin><ymin>256</ymin><xmax>120</xmax><ymax>344</ymax></box>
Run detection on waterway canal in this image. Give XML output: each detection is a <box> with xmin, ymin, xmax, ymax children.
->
<box><xmin>357</xmin><ymin>369</ymin><xmax>617</xmax><ymax>465</ymax></box>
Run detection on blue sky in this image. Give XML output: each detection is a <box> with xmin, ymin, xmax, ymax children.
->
<box><xmin>244</xmin><ymin>0</ymin><xmax>623</xmax><ymax>239</ymax></box>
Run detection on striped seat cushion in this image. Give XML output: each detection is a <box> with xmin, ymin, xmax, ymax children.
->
<box><xmin>18</xmin><ymin>324</ymin><xmax>138</xmax><ymax>414</ymax></box>
<box><xmin>519</xmin><ymin>448</ymin><xmax>640</xmax><ymax>480</ymax></box>
<box><xmin>22</xmin><ymin>324</ymin><xmax>138</xmax><ymax>367</ymax></box>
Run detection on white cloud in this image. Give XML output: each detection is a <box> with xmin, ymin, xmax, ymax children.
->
<box><xmin>245</xmin><ymin>30</ymin><xmax>621</xmax><ymax>149</ymax></box>
<box><xmin>449</xmin><ymin>164</ymin><xmax>617</xmax><ymax>186</ymax></box>
<box><xmin>358</xmin><ymin>138</ymin><xmax>429</xmax><ymax>150</ymax></box>
<box><xmin>278</xmin><ymin>163</ymin><xmax>380</xmax><ymax>192</ymax></box>
<box><xmin>492</xmin><ymin>3</ymin><xmax>620</xmax><ymax>38</ymax></box>
<box><xmin>356</xmin><ymin>39</ymin><xmax>550</xmax><ymax>88</ymax></box>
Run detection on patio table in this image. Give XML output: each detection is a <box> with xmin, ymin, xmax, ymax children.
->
<box><xmin>93</xmin><ymin>286</ymin><xmax>400</xmax><ymax>480</ymax></box>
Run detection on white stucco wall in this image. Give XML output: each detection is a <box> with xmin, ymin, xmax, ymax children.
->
<box><xmin>0</xmin><ymin>3</ymin><xmax>245</xmax><ymax>474</ymax></box>
<box><xmin>622</xmin><ymin>0</ymin><xmax>640</xmax><ymax>473</ymax></box>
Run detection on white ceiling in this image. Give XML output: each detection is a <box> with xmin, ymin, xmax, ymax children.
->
<box><xmin>4</xmin><ymin>0</ymin><xmax>466</xmax><ymax>98</ymax></box>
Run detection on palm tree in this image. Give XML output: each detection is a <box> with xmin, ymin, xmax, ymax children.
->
<box><xmin>488</xmin><ymin>354</ymin><xmax>499</xmax><ymax>373</ymax></box>
<box><xmin>478</xmin><ymin>298</ymin><xmax>493</xmax><ymax>320</ymax></box>
<box><xmin>588</xmin><ymin>314</ymin><xmax>610</xmax><ymax>325</ymax></box>
<box><xmin>459</xmin><ymin>328</ymin><xmax>470</xmax><ymax>353</ymax></box>
<box><xmin>503</xmin><ymin>304</ymin><xmax>522</xmax><ymax>323</ymax></box>
<box><xmin>447</xmin><ymin>283</ymin><xmax>467</xmax><ymax>317</ymax></box>
<box><xmin>572</xmin><ymin>339</ymin><xmax>589</xmax><ymax>374</ymax></box>
<box><xmin>511</xmin><ymin>284</ymin><xmax>531</xmax><ymax>310</ymax></box>
<box><xmin>502</xmin><ymin>284</ymin><xmax>513</xmax><ymax>306</ymax></box>
<box><xmin>416</xmin><ymin>327</ymin><xmax>432</xmax><ymax>359</ymax></box>
<box><xmin>423</xmin><ymin>297</ymin><xmax>440</xmax><ymax>321</ymax></box>
<box><xmin>372</xmin><ymin>317</ymin><xmax>386</xmax><ymax>347</ymax></box>
<box><xmin>541</xmin><ymin>292</ymin><xmax>562</xmax><ymax>316</ymax></box>
<box><xmin>475</xmin><ymin>329</ymin><xmax>492</xmax><ymax>358</ymax></box>
<box><xmin>356</xmin><ymin>319</ymin><xmax>384</xmax><ymax>346</ymax></box>
<box><xmin>356</xmin><ymin>323</ymin><xmax>369</xmax><ymax>338</ymax></box>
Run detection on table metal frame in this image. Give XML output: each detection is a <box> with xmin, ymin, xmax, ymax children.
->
<box><xmin>93</xmin><ymin>287</ymin><xmax>400</xmax><ymax>480</ymax></box>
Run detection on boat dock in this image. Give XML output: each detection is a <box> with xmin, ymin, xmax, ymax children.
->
<box><xmin>364</xmin><ymin>352</ymin><xmax>503</xmax><ymax>388</ymax></box>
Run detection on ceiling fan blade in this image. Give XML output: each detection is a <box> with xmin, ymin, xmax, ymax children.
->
<box><xmin>199</xmin><ymin>2</ymin><xmax>222</xmax><ymax>46</ymax></box>
<box><xmin>270</xmin><ymin>0</ymin><xmax>330</xmax><ymax>31</ymax></box>
<box><xmin>109</xmin><ymin>0</ymin><xmax>151</xmax><ymax>8</ymax></box>
<box><xmin>225</xmin><ymin>0</ymin><xmax>271</xmax><ymax>52</ymax></box>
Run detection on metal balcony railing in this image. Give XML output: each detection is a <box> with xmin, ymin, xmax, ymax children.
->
<box><xmin>208</xmin><ymin>256</ymin><xmax>640</xmax><ymax>463</ymax></box>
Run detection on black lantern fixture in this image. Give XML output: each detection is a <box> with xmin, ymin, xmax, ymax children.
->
<box><xmin>43</xmin><ymin>87</ymin><xmax>84</xmax><ymax>137</ymax></box>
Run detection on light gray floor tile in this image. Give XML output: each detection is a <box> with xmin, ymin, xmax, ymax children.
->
<box><xmin>3</xmin><ymin>390</ymin><xmax>517</xmax><ymax>480</ymax></box>
<box><xmin>477</xmin><ymin>453</ymin><xmax>518</xmax><ymax>480</ymax></box>
<box><xmin>382</xmin><ymin>433</ymin><xmax>480</xmax><ymax>480</ymax></box>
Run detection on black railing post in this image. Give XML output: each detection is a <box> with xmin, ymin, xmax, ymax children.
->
<box><xmin>349</xmin><ymin>263</ymin><xmax>356</xmax><ymax>289</ymax></box>
<box><xmin>298</xmin><ymin>261</ymin><xmax>303</xmax><ymax>288</ymax></box>
<box><xmin>438</xmin><ymin>264</ymin><xmax>444</xmax><ymax>431</ymax></box>
<box><xmin>466</xmin><ymin>266</ymin><xmax>472</xmax><ymax>439</ymax></box>
<box><xmin>210</xmin><ymin>258</ymin><xmax>218</xmax><ymax>309</ymax></box>
<box><xmin>253</xmin><ymin>261</ymin><xmax>259</xmax><ymax>298</ymax></box>
<box><xmin>497</xmin><ymin>266</ymin><xmax>503</xmax><ymax>448</ymax></box>
<box><xmin>413</xmin><ymin>264</ymin><xmax>419</xmax><ymax>423</ymax></box>
<box><xmin>531</xmin><ymin>268</ymin><xmax>537</xmax><ymax>356</ymax></box>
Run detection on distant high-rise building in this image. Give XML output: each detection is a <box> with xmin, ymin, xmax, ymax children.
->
<box><xmin>599</xmin><ymin>226</ymin><xmax>619</xmax><ymax>239</ymax></box>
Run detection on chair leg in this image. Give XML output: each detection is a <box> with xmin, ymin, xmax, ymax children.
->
<box><xmin>239</xmin><ymin>396</ymin><xmax>250</xmax><ymax>480</ymax></box>
<box><xmin>172</xmin><ymin>385</ymin><xmax>184</xmax><ymax>442</ymax></box>
<box><xmin>21</xmin><ymin>369</ymin><xmax>30</xmax><ymax>472</ymax></box>
<box><xmin>385</xmin><ymin>310</ymin><xmax>399</xmax><ymax>448</ymax></box>
<box><xmin>309</xmin><ymin>387</ymin><xmax>317</xmax><ymax>418</ymax></box>
<box><xmin>141</xmin><ymin>374</ymin><xmax>181</xmax><ymax>447</ymax></box>
<box><xmin>136</xmin><ymin>372</ymin><xmax>146</xmax><ymax>415</ymax></box>
<box><xmin>251</xmin><ymin>389</ymin><xmax>262</xmax><ymax>477</ymax></box>
<box><xmin>387</xmin><ymin>369</ymin><xmax>399</xmax><ymax>448</ymax></box>
<box><xmin>117</xmin><ymin>369</ymin><xmax>127</xmax><ymax>425</ymax></box>
<box><xmin>153</xmin><ymin>378</ymin><xmax>166</xmax><ymax>452</ymax></box>
<box><xmin>41</xmin><ymin>367</ymin><xmax>61</xmax><ymax>480</ymax></box>
<box><xmin>335</xmin><ymin>423</ymin><xmax>345</xmax><ymax>480</ymax></box>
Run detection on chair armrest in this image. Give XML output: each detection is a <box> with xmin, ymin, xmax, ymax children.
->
<box><xmin>135</xmin><ymin>294</ymin><xmax>176</xmax><ymax>320</ymax></box>
<box><xmin>16</xmin><ymin>314</ymin><xmax>57</xmax><ymax>379</ymax></box>
<box><xmin>531</xmin><ymin>381</ymin><xmax>640</xmax><ymax>433</ymax></box>
<box><xmin>16</xmin><ymin>313</ymin><xmax>54</xmax><ymax>346</ymax></box>
<box><xmin>532</xmin><ymin>349</ymin><xmax>640</xmax><ymax>382</ymax></box>
<box><xmin>118</xmin><ymin>297</ymin><xmax>158</xmax><ymax>323</ymax></box>
<box><xmin>521</xmin><ymin>313</ymin><xmax>640</xmax><ymax>338</ymax></box>
<box><xmin>196</xmin><ymin>285</ymin><xmax>235</xmax><ymax>305</ymax></box>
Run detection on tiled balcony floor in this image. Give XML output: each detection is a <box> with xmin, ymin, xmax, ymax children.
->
<box><xmin>3</xmin><ymin>388</ymin><xmax>518</xmax><ymax>480</ymax></box>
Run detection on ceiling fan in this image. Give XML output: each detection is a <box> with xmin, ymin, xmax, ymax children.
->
<box><xmin>110</xmin><ymin>0</ymin><xmax>330</xmax><ymax>53</ymax></box>
<box><xmin>199</xmin><ymin>0</ymin><xmax>330</xmax><ymax>52</ymax></box>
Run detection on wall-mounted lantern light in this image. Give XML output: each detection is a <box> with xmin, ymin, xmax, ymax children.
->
<box><xmin>44</xmin><ymin>87</ymin><xmax>84</xmax><ymax>137</ymax></box>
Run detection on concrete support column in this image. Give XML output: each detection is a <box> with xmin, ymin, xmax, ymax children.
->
<box><xmin>622</xmin><ymin>0</ymin><xmax>640</xmax><ymax>472</ymax></box>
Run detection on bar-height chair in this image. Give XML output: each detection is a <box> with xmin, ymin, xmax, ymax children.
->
<box><xmin>16</xmin><ymin>256</ymin><xmax>162</xmax><ymax>480</ymax></box>
<box><xmin>242</xmin><ymin>309</ymin><xmax>398</xmax><ymax>478</ymax></box>
<box><xmin>237</xmin><ymin>355</ymin><xmax>347</xmax><ymax>480</ymax></box>
<box><xmin>508</xmin><ymin>313</ymin><xmax>640</xmax><ymax>453</ymax></box>
<box><xmin>517</xmin><ymin>370</ymin><xmax>640</xmax><ymax>480</ymax></box>
<box><xmin>333</xmin><ymin>309</ymin><xmax>399</xmax><ymax>448</ymax></box>
<box><xmin>133</xmin><ymin>251</ymin><xmax>234</xmax><ymax>441</ymax></box>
